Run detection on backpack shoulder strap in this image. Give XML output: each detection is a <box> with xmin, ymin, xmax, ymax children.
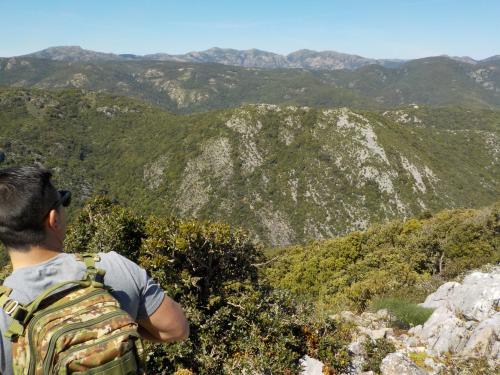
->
<box><xmin>0</xmin><ymin>285</ymin><xmax>28</xmax><ymax>339</ymax></box>
<box><xmin>0</xmin><ymin>253</ymin><xmax>108</xmax><ymax>340</ymax></box>
<box><xmin>0</xmin><ymin>285</ymin><xmax>26</xmax><ymax>319</ymax></box>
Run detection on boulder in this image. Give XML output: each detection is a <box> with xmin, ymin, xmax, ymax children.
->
<box><xmin>420</xmin><ymin>281</ymin><xmax>460</xmax><ymax>310</ymax></box>
<box><xmin>417</xmin><ymin>306</ymin><xmax>469</xmax><ymax>353</ymax></box>
<box><xmin>348</xmin><ymin>336</ymin><xmax>367</xmax><ymax>373</ymax></box>
<box><xmin>358</xmin><ymin>327</ymin><xmax>393</xmax><ymax>341</ymax></box>
<box><xmin>380</xmin><ymin>353</ymin><xmax>428</xmax><ymax>375</ymax></box>
<box><xmin>413</xmin><ymin>267</ymin><xmax>500</xmax><ymax>363</ymax></box>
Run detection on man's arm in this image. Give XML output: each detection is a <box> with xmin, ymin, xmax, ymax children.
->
<box><xmin>137</xmin><ymin>294</ymin><xmax>189</xmax><ymax>343</ymax></box>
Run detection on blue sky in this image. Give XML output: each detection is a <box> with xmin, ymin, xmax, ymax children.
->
<box><xmin>1</xmin><ymin>0</ymin><xmax>499</xmax><ymax>59</ymax></box>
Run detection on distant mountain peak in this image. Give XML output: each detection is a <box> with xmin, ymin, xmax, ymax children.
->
<box><xmin>25</xmin><ymin>46</ymin><xmax>119</xmax><ymax>62</ymax></box>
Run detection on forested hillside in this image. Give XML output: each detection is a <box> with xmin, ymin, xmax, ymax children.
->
<box><xmin>0</xmin><ymin>88</ymin><xmax>498</xmax><ymax>245</ymax></box>
<box><xmin>0</xmin><ymin>89</ymin><xmax>500</xmax><ymax>245</ymax></box>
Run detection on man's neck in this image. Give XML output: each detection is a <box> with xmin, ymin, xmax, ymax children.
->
<box><xmin>9</xmin><ymin>246</ymin><xmax>63</xmax><ymax>271</ymax></box>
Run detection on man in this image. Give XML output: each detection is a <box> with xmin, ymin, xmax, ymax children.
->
<box><xmin>0</xmin><ymin>166</ymin><xmax>189</xmax><ymax>374</ymax></box>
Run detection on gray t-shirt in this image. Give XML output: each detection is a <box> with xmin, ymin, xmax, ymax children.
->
<box><xmin>0</xmin><ymin>251</ymin><xmax>165</xmax><ymax>375</ymax></box>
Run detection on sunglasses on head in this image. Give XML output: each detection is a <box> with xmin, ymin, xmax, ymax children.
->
<box><xmin>52</xmin><ymin>190</ymin><xmax>72</xmax><ymax>210</ymax></box>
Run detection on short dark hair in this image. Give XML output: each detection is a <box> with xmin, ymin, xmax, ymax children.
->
<box><xmin>0</xmin><ymin>166</ymin><xmax>59</xmax><ymax>250</ymax></box>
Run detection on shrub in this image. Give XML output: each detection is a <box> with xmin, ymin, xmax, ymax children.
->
<box><xmin>64</xmin><ymin>197</ymin><xmax>145</xmax><ymax>261</ymax></box>
<box><xmin>362</xmin><ymin>338</ymin><xmax>396</xmax><ymax>372</ymax></box>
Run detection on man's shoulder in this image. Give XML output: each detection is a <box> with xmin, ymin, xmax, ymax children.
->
<box><xmin>96</xmin><ymin>251</ymin><xmax>143</xmax><ymax>275</ymax></box>
<box><xmin>95</xmin><ymin>251</ymin><xmax>147</xmax><ymax>292</ymax></box>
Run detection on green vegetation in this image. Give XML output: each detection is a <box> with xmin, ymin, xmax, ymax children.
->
<box><xmin>370</xmin><ymin>298</ymin><xmax>434</xmax><ymax>329</ymax></box>
<box><xmin>441</xmin><ymin>357</ymin><xmax>498</xmax><ymax>375</ymax></box>
<box><xmin>63</xmin><ymin>197</ymin><xmax>498</xmax><ymax>373</ymax></box>
<box><xmin>362</xmin><ymin>338</ymin><xmax>396</xmax><ymax>372</ymax></box>
<box><xmin>0</xmin><ymin>194</ymin><xmax>497</xmax><ymax>373</ymax></box>
<box><xmin>0</xmin><ymin>87</ymin><xmax>498</xmax><ymax>246</ymax></box>
<box><xmin>1</xmin><ymin>57</ymin><xmax>499</xmax><ymax>372</ymax></box>
<box><xmin>408</xmin><ymin>352</ymin><xmax>433</xmax><ymax>372</ymax></box>
<box><xmin>265</xmin><ymin>202</ymin><xmax>500</xmax><ymax>312</ymax></box>
<box><xmin>63</xmin><ymin>197</ymin><xmax>354</xmax><ymax>374</ymax></box>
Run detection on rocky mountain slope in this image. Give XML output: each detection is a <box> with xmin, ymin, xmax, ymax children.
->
<box><xmin>0</xmin><ymin>88</ymin><xmax>498</xmax><ymax>246</ymax></box>
<box><xmin>1</xmin><ymin>55</ymin><xmax>500</xmax><ymax>113</ymax></box>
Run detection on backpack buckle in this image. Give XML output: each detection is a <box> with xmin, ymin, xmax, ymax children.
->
<box><xmin>4</xmin><ymin>300</ymin><xmax>19</xmax><ymax>315</ymax></box>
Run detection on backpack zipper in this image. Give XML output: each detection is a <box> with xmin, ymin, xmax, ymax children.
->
<box><xmin>42</xmin><ymin>310</ymin><xmax>130</xmax><ymax>374</ymax></box>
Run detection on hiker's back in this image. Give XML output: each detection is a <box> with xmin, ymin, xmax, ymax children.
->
<box><xmin>0</xmin><ymin>252</ymin><xmax>165</xmax><ymax>375</ymax></box>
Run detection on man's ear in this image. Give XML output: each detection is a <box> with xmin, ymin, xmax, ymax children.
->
<box><xmin>46</xmin><ymin>209</ymin><xmax>61</xmax><ymax>232</ymax></box>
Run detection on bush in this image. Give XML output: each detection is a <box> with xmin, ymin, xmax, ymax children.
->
<box><xmin>64</xmin><ymin>197</ymin><xmax>145</xmax><ymax>261</ymax></box>
<box><xmin>370</xmin><ymin>298</ymin><xmax>434</xmax><ymax>329</ymax></box>
<box><xmin>362</xmin><ymin>338</ymin><xmax>396</xmax><ymax>372</ymax></box>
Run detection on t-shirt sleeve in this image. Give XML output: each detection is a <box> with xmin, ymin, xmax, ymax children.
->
<box><xmin>103</xmin><ymin>252</ymin><xmax>165</xmax><ymax>320</ymax></box>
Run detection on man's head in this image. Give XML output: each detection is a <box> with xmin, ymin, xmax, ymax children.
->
<box><xmin>0</xmin><ymin>166</ymin><xmax>70</xmax><ymax>251</ymax></box>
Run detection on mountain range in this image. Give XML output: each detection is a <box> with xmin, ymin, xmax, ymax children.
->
<box><xmin>15</xmin><ymin>46</ymin><xmax>500</xmax><ymax>71</ymax></box>
<box><xmin>1</xmin><ymin>53</ymin><xmax>500</xmax><ymax>114</ymax></box>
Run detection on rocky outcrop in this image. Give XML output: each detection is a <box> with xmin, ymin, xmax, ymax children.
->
<box><xmin>301</xmin><ymin>267</ymin><xmax>500</xmax><ymax>375</ymax></box>
<box><xmin>410</xmin><ymin>267</ymin><xmax>500</xmax><ymax>361</ymax></box>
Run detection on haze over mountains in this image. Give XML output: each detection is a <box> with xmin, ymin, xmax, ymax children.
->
<box><xmin>15</xmin><ymin>46</ymin><xmax>500</xmax><ymax>71</ymax></box>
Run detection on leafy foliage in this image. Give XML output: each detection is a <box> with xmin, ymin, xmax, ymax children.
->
<box><xmin>64</xmin><ymin>197</ymin><xmax>145</xmax><ymax>261</ymax></box>
<box><xmin>362</xmin><ymin>338</ymin><xmax>396</xmax><ymax>373</ymax></box>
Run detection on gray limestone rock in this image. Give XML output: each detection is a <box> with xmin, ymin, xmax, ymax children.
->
<box><xmin>461</xmin><ymin>312</ymin><xmax>500</xmax><ymax>358</ymax></box>
<box><xmin>418</xmin><ymin>306</ymin><xmax>469</xmax><ymax>353</ymax></box>
<box><xmin>421</xmin><ymin>269</ymin><xmax>500</xmax><ymax>322</ymax></box>
<box><xmin>380</xmin><ymin>353</ymin><xmax>428</xmax><ymax>375</ymax></box>
<box><xmin>414</xmin><ymin>267</ymin><xmax>500</xmax><ymax>363</ymax></box>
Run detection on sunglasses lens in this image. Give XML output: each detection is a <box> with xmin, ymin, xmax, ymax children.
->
<box><xmin>59</xmin><ymin>190</ymin><xmax>72</xmax><ymax>207</ymax></box>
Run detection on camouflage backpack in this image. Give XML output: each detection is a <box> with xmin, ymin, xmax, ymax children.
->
<box><xmin>0</xmin><ymin>253</ymin><xmax>145</xmax><ymax>374</ymax></box>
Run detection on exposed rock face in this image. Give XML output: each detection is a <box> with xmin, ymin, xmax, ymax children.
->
<box><xmin>412</xmin><ymin>267</ymin><xmax>500</xmax><ymax>360</ymax></box>
<box><xmin>176</xmin><ymin>137</ymin><xmax>233</xmax><ymax>217</ymax></box>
